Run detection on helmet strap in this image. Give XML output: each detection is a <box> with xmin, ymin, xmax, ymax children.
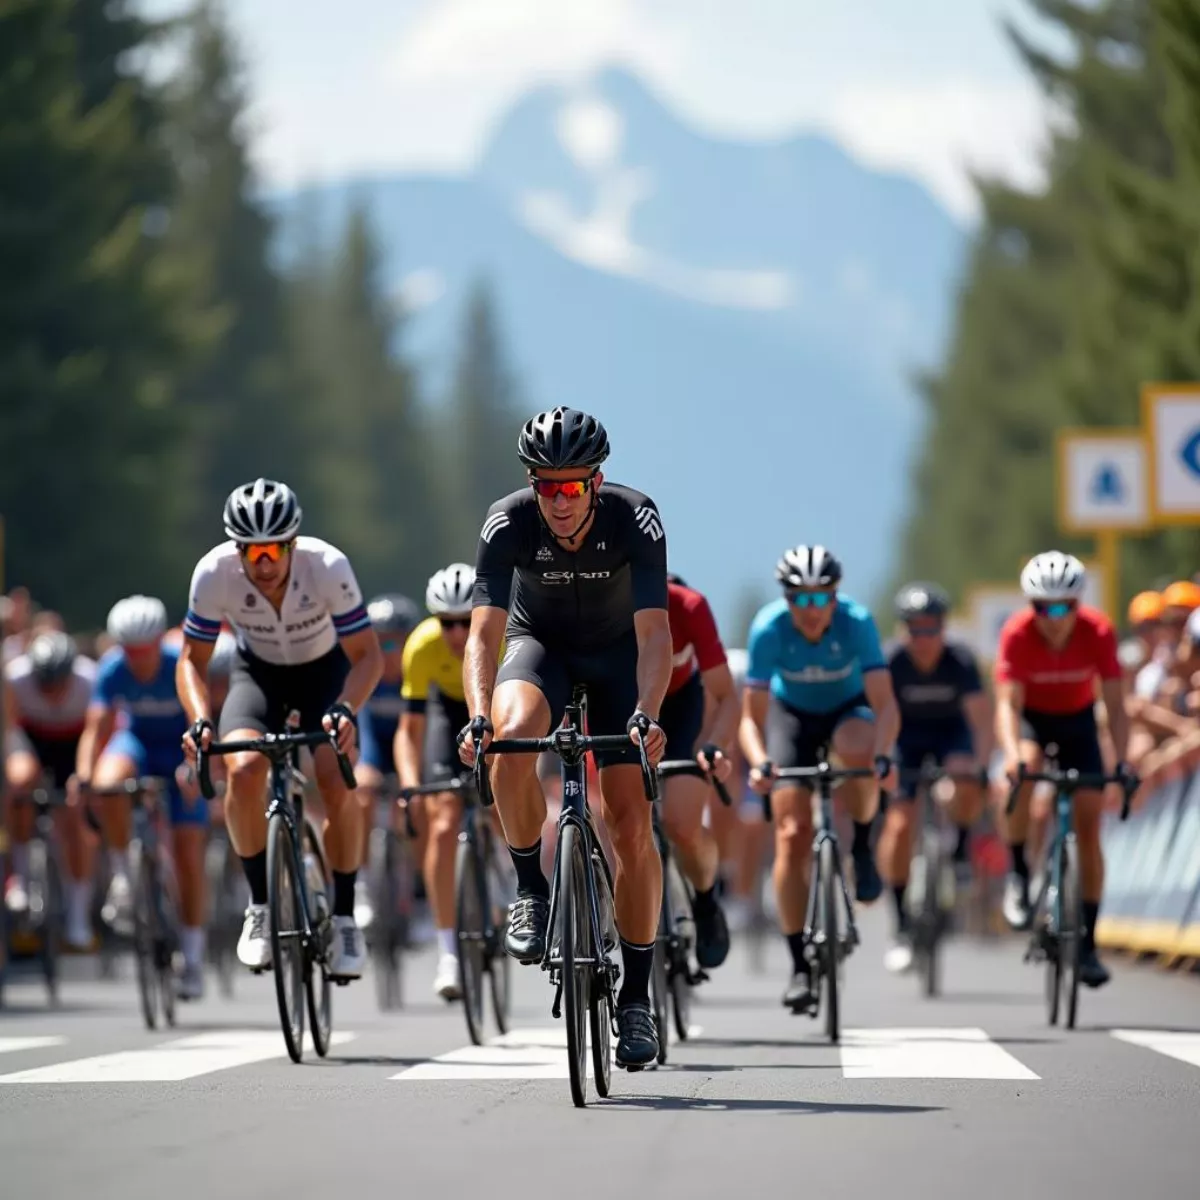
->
<box><xmin>538</xmin><ymin>490</ymin><xmax>598</xmax><ymax>550</ymax></box>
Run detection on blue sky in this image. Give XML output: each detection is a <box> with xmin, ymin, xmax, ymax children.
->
<box><xmin>163</xmin><ymin>0</ymin><xmax>1063</xmax><ymax>220</ymax></box>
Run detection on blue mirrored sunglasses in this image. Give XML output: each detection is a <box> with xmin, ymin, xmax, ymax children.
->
<box><xmin>1033</xmin><ymin>601</ymin><xmax>1075</xmax><ymax>619</ymax></box>
<box><xmin>787</xmin><ymin>591</ymin><xmax>834</xmax><ymax>609</ymax></box>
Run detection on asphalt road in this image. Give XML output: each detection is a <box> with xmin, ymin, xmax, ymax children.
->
<box><xmin>2</xmin><ymin>911</ymin><xmax>1199</xmax><ymax>1200</ymax></box>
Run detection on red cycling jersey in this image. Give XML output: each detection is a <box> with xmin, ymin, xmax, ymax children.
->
<box><xmin>995</xmin><ymin>604</ymin><xmax>1121</xmax><ymax>714</ymax></box>
<box><xmin>667</xmin><ymin>582</ymin><xmax>727</xmax><ymax>695</ymax></box>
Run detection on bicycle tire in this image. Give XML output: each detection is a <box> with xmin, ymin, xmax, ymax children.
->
<box><xmin>486</xmin><ymin>827</ymin><xmax>511</xmax><ymax>1035</ymax></box>
<box><xmin>667</xmin><ymin>856</ymin><xmax>694</xmax><ymax>1043</ymax></box>
<box><xmin>921</xmin><ymin>833</ymin><xmax>942</xmax><ymax>999</ymax></box>
<box><xmin>589</xmin><ymin>970</ymin><xmax>613</xmax><ymax>1098</ymax></box>
<box><xmin>35</xmin><ymin>839</ymin><xmax>63</xmax><ymax>1006</ymax></box>
<box><xmin>456</xmin><ymin>836</ymin><xmax>487</xmax><ymax>1045</ymax></box>
<box><xmin>302</xmin><ymin>821</ymin><xmax>333</xmax><ymax>1058</ymax></box>
<box><xmin>267</xmin><ymin>814</ymin><xmax>306</xmax><ymax>1063</ymax></box>
<box><xmin>1042</xmin><ymin>874</ymin><xmax>1061</xmax><ymax>1028</ymax></box>
<box><xmin>157</xmin><ymin>851</ymin><xmax>179</xmax><ymax>1030</ymax></box>
<box><xmin>819</xmin><ymin>840</ymin><xmax>840</xmax><ymax>1044</ymax></box>
<box><xmin>1061</xmin><ymin>835</ymin><xmax>1081</xmax><ymax>1030</ymax></box>
<box><xmin>133</xmin><ymin>851</ymin><xmax>160</xmax><ymax>1030</ymax></box>
<box><xmin>651</xmin><ymin>913</ymin><xmax>670</xmax><ymax>1065</ymax></box>
<box><xmin>560</xmin><ymin>823</ymin><xmax>590</xmax><ymax>1107</ymax></box>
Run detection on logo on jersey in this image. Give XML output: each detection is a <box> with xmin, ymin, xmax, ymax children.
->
<box><xmin>481</xmin><ymin>512</ymin><xmax>510</xmax><ymax>543</ymax></box>
<box><xmin>245</xmin><ymin>593</ymin><xmax>256</xmax><ymax>607</ymax></box>
<box><xmin>542</xmin><ymin>570</ymin><xmax>611</xmax><ymax>583</ymax></box>
<box><xmin>634</xmin><ymin>505</ymin><xmax>663</xmax><ymax>542</ymax></box>
<box><xmin>595</xmin><ymin>541</ymin><xmax>606</xmax><ymax>550</ymax></box>
<box><xmin>536</xmin><ymin>545</ymin><xmax>553</xmax><ymax>562</ymax></box>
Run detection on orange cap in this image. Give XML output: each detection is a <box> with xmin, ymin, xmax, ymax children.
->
<box><xmin>1128</xmin><ymin>591</ymin><xmax>1165</xmax><ymax>625</ymax></box>
<box><xmin>1162</xmin><ymin>581</ymin><xmax>1200</xmax><ymax>611</ymax></box>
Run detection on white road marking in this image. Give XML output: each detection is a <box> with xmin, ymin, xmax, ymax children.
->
<box><xmin>0</xmin><ymin>1030</ymin><xmax>355</xmax><ymax>1083</ymax></box>
<box><xmin>0</xmin><ymin>1037</ymin><xmax>66</xmax><ymax>1056</ymax></box>
<box><xmin>1111</xmin><ymin>1029</ymin><xmax>1200</xmax><ymax>1070</ymax></box>
<box><xmin>839</xmin><ymin>1028</ymin><xmax>1040</xmax><ymax>1080</ymax></box>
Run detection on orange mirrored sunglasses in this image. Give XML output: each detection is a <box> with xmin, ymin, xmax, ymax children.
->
<box><xmin>239</xmin><ymin>541</ymin><xmax>291</xmax><ymax>565</ymax></box>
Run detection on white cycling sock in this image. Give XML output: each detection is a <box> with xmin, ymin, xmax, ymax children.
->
<box><xmin>437</xmin><ymin>928</ymin><xmax>457</xmax><ymax>957</ymax></box>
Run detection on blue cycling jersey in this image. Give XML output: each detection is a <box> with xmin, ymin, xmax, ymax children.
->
<box><xmin>365</xmin><ymin>675</ymin><xmax>405</xmax><ymax>750</ymax></box>
<box><xmin>745</xmin><ymin>595</ymin><xmax>886</xmax><ymax>714</ymax></box>
<box><xmin>92</xmin><ymin>642</ymin><xmax>188</xmax><ymax>748</ymax></box>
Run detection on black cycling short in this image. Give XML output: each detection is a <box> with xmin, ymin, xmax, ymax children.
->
<box><xmin>24</xmin><ymin>732</ymin><xmax>81</xmax><ymax>790</ymax></box>
<box><xmin>496</xmin><ymin>629</ymin><xmax>640</xmax><ymax>768</ymax></box>
<box><xmin>895</xmin><ymin>720</ymin><xmax>975</xmax><ymax>800</ymax></box>
<box><xmin>422</xmin><ymin>690</ymin><xmax>470</xmax><ymax>785</ymax></box>
<box><xmin>660</xmin><ymin>671</ymin><xmax>704</xmax><ymax>760</ymax></box>
<box><xmin>1020</xmin><ymin>706</ymin><xmax>1104</xmax><ymax>776</ymax></box>
<box><xmin>765</xmin><ymin>692</ymin><xmax>874</xmax><ymax>775</ymax></box>
<box><xmin>219</xmin><ymin>644</ymin><xmax>350</xmax><ymax>739</ymax></box>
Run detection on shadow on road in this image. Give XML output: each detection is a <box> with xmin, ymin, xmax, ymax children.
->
<box><xmin>932</xmin><ymin>990</ymin><xmax>1042</xmax><ymax>1006</ymax></box>
<box><xmin>602</xmin><ymin>1095</ymin><xmax>944</xmax><ymax>1115</ymax></box>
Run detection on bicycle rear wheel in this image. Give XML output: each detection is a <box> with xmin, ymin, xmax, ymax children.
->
<box><xmin>456</xmin><ymin>836</ymin><xmax>487</xmax><ymax>1045</ymax></box>
<box><xmin>485</xmin><ymin>828</ymin><xmax>511</xmax><ymax>1035</ymax></box>
<box><xmin>818</xmin><ymin>840</ymin><xmax>840</xmax><ymax>1044</ymax></box>
<box><xmin>32</xmin><ymin>838</ymin><xmax>63</xmax><ymax>1006</ymax></box>
<box><xmin>667</xmin><ymin>856</ymin><xmax>694</xmax><ymax>1043</ymax></box>
<box><xmin>133</xmin><ymin>851</ymin><xmax>161</xmax><ymax>1030</ymax></box>
<box><xmin>1061</xmin><ymin>835</ymin><xmax>1081</xmax><ymax>1030</ymax></box>
<box><xmin>267</xmin><ymin>814</ymin><xmax>305</xmax><ymax>1062</ymax></box>
<box><xmin>1041</xmin><ymin>872</ymin><xmax>1061</xmax><ymax>1028</ymax></box>
<box><xmin>303</xmin><ymin>821</ymin><xmax>333</xmax><ymax>1058</ymax></box>
<box><xmin>560</xmin><ymin>823</ymin><xmax>591</xmax><ymax>1108</ymax></box>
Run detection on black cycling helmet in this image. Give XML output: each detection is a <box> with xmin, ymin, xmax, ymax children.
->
<box><xmin>667</xmin><ymin>572</ymin><xmax>688</xmax><ymax>588</ymax></box>
<box><xmin>29</xmin><ymin>632</ymin><xmax>77</xmax><ymax>686</ymax></box>
<box><xmin>894</xmin><ymin>581</ymin><xmax>951</xmax><ymax>620</ymax></box>
<box><xmin>517</xmin><ymin>407</ymin><xmax>610</xmax><ymax>471</ymax></box>
<box><xmin>368</xmin><ymin>594</ymin><xmax>421</xmax><ymax>636</ymax></box>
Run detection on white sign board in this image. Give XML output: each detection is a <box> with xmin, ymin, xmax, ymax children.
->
<box><xmin>1144</xmin><ymin>387</ymin><xmax>1200</xmax><ymax>522</ymax></box>
<box><xmin>1058</xmin><ymin>432</ymin><xmax>1148</xmax><ymax>531</ymax></box>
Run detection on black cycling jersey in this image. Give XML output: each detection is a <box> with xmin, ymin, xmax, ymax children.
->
<box><xmin>473</xmin><ymin>482</ymin><xmax>668</xmax><ymax>650</ymax></box>
<box><xmin>889</xmin><ymin>641</ymin><xmax>983</xmax><ymax>727</ymax></box>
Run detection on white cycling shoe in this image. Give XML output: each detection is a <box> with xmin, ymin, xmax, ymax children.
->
<box><xmin>328</xmin><ymin>916</ymin><xmax>365</xmax><ymax>979</ymax></box>
<box><xmin>434</xmin><ymin>952</ymin><xmax>462</xmax><ymax>1001</ymax></box>
<box><xmin>237</xmin><ymin>904</ymin><xmax>272</xmax><ymax>970</ymax></box>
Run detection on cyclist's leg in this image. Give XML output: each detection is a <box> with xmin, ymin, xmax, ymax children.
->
<box><xmin>3</xmin><ymin>731</ymin><xmax>40</xmax><ymax>911</ymax></box>
<box><xmin>166</xmin><ymin>761</ymin><xmax>209</xmax><ymax>997</ymax></box>
<box><xmin>829</xmin><ymin>702</ymin><xmax>882</xmax><ymax>903</ymax></box>
<box><xmin>943</xmin><ymin>729</ymin><xmax>983</xmax><ymax>865</ymax></box>
<box><xmin>422</xmin><ymin>695</ymin><xmax>467</xmax><ymax>996</ymax></box>
<box><xmin>93</xmin><ymin>729</ymin><xmax>147</xmax><ymax>925</ymax></box>
<box><xmin>57</xmin><ymin>774</ymin><xmax>95</xmax><ymax>947</ymax></box>
<box><xmin>354</xmin><ymin>716</ymin><xmax>384</xmax><ymax>868</ymax></box>
<box><xmin>1001</xmin><ymin>714</ymin><xmax>1047</xmax><ymax>929</ymax></box>
<box><xmin>877</xmin><ymin>736</ymin><xmax>923</xmax><ymax>964</ymax></box>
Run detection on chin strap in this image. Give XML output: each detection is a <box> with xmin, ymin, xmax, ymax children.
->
<box><xmin>537</xmin><ymin>490</ymin><xmax>597</xmax><ymax>548</ymax></box>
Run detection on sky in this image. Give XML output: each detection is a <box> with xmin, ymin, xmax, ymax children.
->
<box><xmin>168</xmin><ymin>0</ymin><xmax>1064</xmax><ymax>221</ymax></box>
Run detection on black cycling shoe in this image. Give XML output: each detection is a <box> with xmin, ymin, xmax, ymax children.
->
<box><xmin>782</xmin><ymin>967</ymin><xmax>814</xmax><ymax>1013</ymax></box>
<box><xmin>615</xmin><ymin>1002</ymin><xmax>659</xmax><ymax>1070</ymax></box>
<box><xmin>504</xmin><ymin>894</ymin><xmax>550</xmax><ymax>964</ymax></box>
<box><xmin>853</xmin><ymin>851</ymin><xmax>883</xmax><ymax>905</ymax></box>
<box><xmin>1078</xmin><ymin>946</ymin><xmax>1111</xmax><ymax>989</ymax></box>
<box><xmin>693</xmin><ymin>898</ymin><xmax>730</xmax><ymax>969</ymax></box>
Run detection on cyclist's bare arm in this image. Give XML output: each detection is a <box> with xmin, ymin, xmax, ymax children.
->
<box><xmin>964</xmin><ymin>690</ymin><xmax>994</xmax><ymax>762</ymax></box>
<box><xmin>994</xmin><ymin>680</ymin><xmax>1024</xmax><ymax>764</ymax></box>
<box><xmin>395</xmin><ymin>712</ymin><xmax>425</xmax><ymax>790</ymax></box>
<box><xmin>464</xmin><ymin>606</ymin><xmax>506</xmax><ymax>721</ymax></box>
<box><xmin>336</xmin><ymin>627</ymin><xmax>383</xmax><ymax>715</ymax></box>
<box><xmin>739</xmin><ymin>687</ymin><xmax>770</xmax><ymax>767</ymax></box>
<box><xmin>699</xmin><ymin>661</ymin><xmax>739</xmax><ymax>752</ymax></box>
<box><xmin>633</xmin><ymin>607</ymin><xmax>672</xmax><ymax>719</ymax></box>
<box><xmin>75</xmin><ymin>703</ymin><xmax>116</xmax><ymax>783</ymax></box>
<box><xmin>1100</xmin><ymin>677</ymin><xmax>1131</xmax><ymax>763</ymax></box>
<box><xmin>863</xmin><ymin>668</ymin><xmax>900</xmax><ymax>757</ymax></box>
<box><xmin>176</xmin><ymin>636</ymin><xmax>215</xmax><ymax>728</ymax></box>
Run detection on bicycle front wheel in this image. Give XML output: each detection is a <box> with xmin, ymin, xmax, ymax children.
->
<box><xmin>32</xmin><ymin>839</ymin><xmax>63</xmax><ymax>1006</ymax></box>
<box><xmin>560</xmin><ymin>823</ymin><xmax>591</xmax><ymax>1108</ymax></box>
<box><xmin>1061</xmin><ymin>835</ymin><xmax>1082</xmax><ymax>1030</ymax></box>
<box><xmin>667</xmin><ymin>855</ymin><xmax>694</xmax><ymax>1043</ymax></box>
<box><xmin>485</xmin><ymin>828</ymin><xmax>511</xmax><ymax>1035</ymax></box>
<box><xmin>920</xmin><ymin>833</ymin><xmax>942</xmax><ymax>999</ymax></box>
<box><xmin>818</xmin><ymin>840</ymin><xmax>840</xmax><ymax>1044</ymax></box>
<box><xmin>302</xmin><ymin>820</ymin><xmax>333</xmax><ymax>1058</ymax></box>
<box><xmin>133</xmin><ymin>851</ymin><xmax>160</xmax><ymax>1030</ymax></box>
<box><xmin>456</xmin><ymin>836</ymin><xmax>487</xmax><ymax>1045</ymax></box>
<box><xmin>267</xmin><ymin>814</ymin><xmax>305</xmax><ymax>1063</ymax></box>
<box><xmin>370</xmin><ymin>829</ymin><xmax>404</xmax><ymax>1012</ymax></box>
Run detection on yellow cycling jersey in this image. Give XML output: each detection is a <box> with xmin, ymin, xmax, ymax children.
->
<box><xmin>401</xmin><ymin>617</ymin><xmax>466</xmax><ymax>703</ymax></box>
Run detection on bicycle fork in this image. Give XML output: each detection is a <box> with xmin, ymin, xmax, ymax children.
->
<box><xmin>1024</xmin><ymin>795</ymin><xmax>1069</xmax><ymax>965</ymax></box>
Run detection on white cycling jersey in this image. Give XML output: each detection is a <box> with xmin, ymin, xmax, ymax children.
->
<box><xmin>183</xmin><ymin>537</ymin><xmax>371</xmax><ymax>666</ymax></box>
<box><xmin>5</xmin><ymin>654</ymin><xmax>97</xmax><ymax>740</ymax></box>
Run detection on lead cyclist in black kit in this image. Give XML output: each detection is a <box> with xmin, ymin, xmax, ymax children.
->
<box><xmin>457</xmin><ymin>407</ymin><xmax>673</xmax><ymax>1069</ymax></box>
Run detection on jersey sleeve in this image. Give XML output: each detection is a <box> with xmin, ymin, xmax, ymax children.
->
<box><xmin>90</xmin><ymin>653</ymin><xmax>120</xmax><ymax>710</ymax></box>
<box><xmin>853</xmin><ymin>610</ymin><xmax>887</xmax><ymax>673</ymax></box>
<box><xmin>687</xmin><ymin>592</ymin><xmax>727</xmax><ymax>672</ymax></box>
<box><xmin>1095</xmin><ymin>618</ymin><xmax>1122</xmax><ymax>681</ymax></box>
<box><xmin>400</xmin><ymin>627</ymin><xmax>431</xmax><ymax>708</ymax></box>
<box><xmin>317</xmin><ymin>546</ymin><xmax>370</xmax><ymax>639</ymax></box>
<box><xmin>745</xmin><ymin>606</ymin><xmax>778</xmax><ymax>690</ymax></box>
<box><xmin>626</xmin><ymin>496</ymin><xmax>668</xmax><ymax>611</ymax></box>
<box><xmin>183</xmin><ymin>554</ymin><xmax>224</xmax><ymax>644</ymax></box>
<box><xmin>473</xmin><ymin>499</ymin><xmax>521</xmax><ymax>611</ymax></box>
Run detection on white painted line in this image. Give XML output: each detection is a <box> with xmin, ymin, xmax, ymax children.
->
<box><xmin>1112</xmin><ymin>1029</ymin><xmax>1200</xmax><ymax>1069</ymax></box>
<box><xmin>0</xmin><ymin>1029</ymin><xmax>355</xmax><ymax>1083</ymax></box>
<box><xmin>839</xmin><ymin>1028</ymin><xmax>1040</xmax><ymax>1080</ymax></box>
<box><xmin>0</xmin><ymin>1037</ymin><xmax>66</xmax><ymax>1056</ymax></box>
<box><xmin>393</xmin><ymin>1026</ymin><xmax>583</xmax><ymax>1081</ymax></box>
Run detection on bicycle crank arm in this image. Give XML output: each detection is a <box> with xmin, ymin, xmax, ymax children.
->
<box><xmin>551</xmin><ymin>977</ymin><xmax>563</xmax><ymax>1020</ymax></box>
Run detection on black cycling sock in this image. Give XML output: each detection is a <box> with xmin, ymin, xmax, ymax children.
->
<box><xmin>954</xmin><ymin>825</ymin><xmax>971</xmax><ymax>863</ymax></box>
<box><xmin>1010</xmin><ymin>842</ymin><xmax>1029</xmax><ymax>880</ymax></box>
<box><xmin>509</xmin><ymin>841</ymin><xmax>550</xmax><ymax>899</ymax></box>
<box><xmin>692</xmin><ymin>885</ymin><xmax>717</xmax><ymax>916</ymax></box>
<box><xmin>1082</xmin><ymin>901</ymin><xmax>1100</xmax><ymax>951</ymax></box>
<box><xmin>242</xmin><ymin>851</ymin><xmax>267</xmax><ymax>906</ymax></box>
<box><xmin>786</xmin><ymin>930</ymin><xmax>808</xmax><ymax>974</ymax></box>
<box><xmin>852</xmin><ymin>820</ymin><xmax>874</xmax><ymax>857</ymax></box>
<box><xmin>332</xmin><ymin>870</ymin><xmax>356</xmax><ymax>918</ymax></box>
<box><xmin>891</xmin><ymin>884</ymin><xmax>908</xmax><ymax>933</ymax></box>
<box><xmin>617</xmin><ymin>939</ymin><xmax>654</xmax><ymax>1007</ymax></box>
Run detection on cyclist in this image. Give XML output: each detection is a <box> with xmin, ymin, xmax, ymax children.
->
<box><xmin>3</xmin><ymin>632</ymin><xmax>97</xmax><ymax>949</ymax></box>
<box><xmin>76</xmin><ymin>597</ymin><xmax>206</xmax><ymax>998</ymax></box>
<box><xmin>881</xmin><ymin>581</ymin><xmax>991</xmax><ymax>973</ymax></box>
<box><xmin>176</xmin><ymin>478</ymin><xmax>383</xmax><ymax>982</ymax></box>
<box><xmin>660</xmin><ymin>572</ymin><xmax>738</xmax><ymax>969</ymax></box>
<box><xmin>995</xmin><ymin>551</ymin><xmax>1133</xmax><ymax>989</ymax></box>
<box><xmin>396</xmin><ymin>563</ymin><xmax>481</xmax><ymax>1000</ymax></box>
<box><xmin>739</xmin><ymin>544</ymin><xmax>899</xmax><ymax>1012</ymax></box>
<box><xmin>355</xmin><ymin>594</ymin><xmax>420</xmax><ymax>925</ymax></box>
<box><xmin>457</xmin><ymin>406</ymin><xmax>671</xmax><ymax>1069</ymax></box>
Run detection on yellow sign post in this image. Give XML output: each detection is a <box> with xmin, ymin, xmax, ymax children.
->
<box><xmin>1055</xmin><ymin>429</ymin><xmax>1150</xmax><ymax>619</ymax></box>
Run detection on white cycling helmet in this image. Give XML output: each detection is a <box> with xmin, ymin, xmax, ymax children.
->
<box><xmin>426</xmin><ymin>562</ymin><xmax>475</xmax><ymax>616</ymax></box>
<box><xmin>1020</xmin><ymin>551</ymin><xmax>1086</xmax><ymax>601</ymax></box>
<box><xmin>775</xmin><ymin>544</ymin><xmax>842</xmax><ymax>589</ymax></box>
<box><xmin>223</xmin><ymin>477</ymin><xmax>302</xmax><ymax>543</ymax></box>
<box><xmin>107</xmin><ymin>595</ymin><xmax>168</xmax><ymax>646</ymax></box>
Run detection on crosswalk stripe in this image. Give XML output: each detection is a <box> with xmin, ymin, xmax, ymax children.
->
<box><xmin>0</xmin><ymin>1030</ymin><xmax>356</xmax><ymax>1083</ymax></box>
<box><xmin>0</xmin><ymin>1037</ymin><xmax>67</xmax><ymax>1056</ymax></box>
<box><xmin>839</xmin><ymin>1028</ymin><xmax>1040</xmax><ymax>1080</ymax></box>
<box><xmin>1110</xmin><ymin>1029</ymin><xmax>1200</xmax><ymax>1069</ymax></box>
